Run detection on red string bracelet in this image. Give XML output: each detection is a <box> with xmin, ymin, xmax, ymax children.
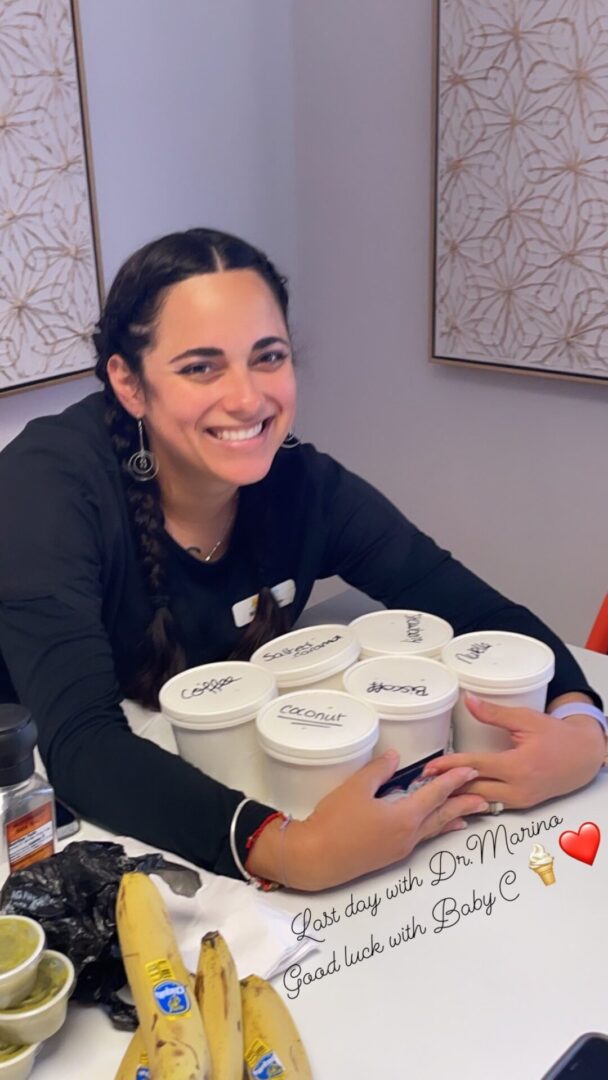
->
<box><xmin>245</xmin><ymin>811</ymin><xmax>287</xmax><ymax>853</ymax></box>
<box><xmin>245</xmin><ymin>811</ymin><xmax>289</xmax><ymax>892</ymax></box>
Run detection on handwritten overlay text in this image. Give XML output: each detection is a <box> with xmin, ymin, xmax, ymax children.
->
<box><xmin>283</xmin><ymin>814</ymin><xmax>563</xmax><ymax>1000</ymax></box>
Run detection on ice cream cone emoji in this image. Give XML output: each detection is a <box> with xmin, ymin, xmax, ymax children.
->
<box><xmin>529</xmin><ymin>843</ymin><xmax>555</xmax><ymax>886</ymax></box>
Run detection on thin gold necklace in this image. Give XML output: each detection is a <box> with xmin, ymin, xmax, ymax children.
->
<box><xmin>186</xmin><ymin>495</ymin><xmax>238</xmax><ymax>563</ymax></box>
<box><xmin>187</xmin><ymin>535</ymin><xmax>226</xmax><ymax>562</ymax></box>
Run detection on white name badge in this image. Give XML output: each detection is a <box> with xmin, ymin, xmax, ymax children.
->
<box><xmin>232</xmin><ymin>579</ymin><xmax>296</xmax><ymax>628</ymax></box>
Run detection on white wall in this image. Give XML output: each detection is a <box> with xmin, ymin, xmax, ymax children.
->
<box><xmin>0</xmin><ymin>0</ymin><xmax>295</xmax><ymax>446</ymax></box>
<box><xmin>1</xmin><ymin>1</ymin><xmax>603</xmax><ymax>645</ymax></box>
<box><xmin>293</xmin><ymin>0</ymin><xmax>604</xmax><ymax>646</ymax></box>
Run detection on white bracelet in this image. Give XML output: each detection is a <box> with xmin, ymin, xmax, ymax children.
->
<box><xmin>229</xmin><ymin>798</ymin><xmax>256</xmax><ymax>884</ymax></box>
<box><xmin>550</xmin><ymin>702</ymin><xmax>608</xmax><ymax>735</ymax></box>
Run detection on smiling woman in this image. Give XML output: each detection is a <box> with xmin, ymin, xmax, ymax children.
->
<box><xmin>107</xmin><ymin>271</ymin><xmax>296</xmax><ymax>489</ymax></box>
<box><xmin>0</xmin><ymin>227</ymin><xmax>604</xmax><ymax>895</ymax></box>
<box><xmin>94</xmin><ymin>230</ymin><xmax>297</xmax><ymax>704</ymax></box>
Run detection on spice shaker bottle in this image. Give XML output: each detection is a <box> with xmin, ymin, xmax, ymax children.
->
<box><xmin>0</xmin><ymin>704</ymin><xmax>56</xmax><ymax>884</ymax></box>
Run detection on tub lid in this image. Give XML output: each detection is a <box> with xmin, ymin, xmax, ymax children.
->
<box><xmin>159</xmin><ymin>661</ymin><xmax>277</xmax><ymax>727</ymax></box>
<box><xmin>343</xmin><ymin>656</ymin><xmax>459</xmax><ymax>717</ymax></box>
<box><xmin>350</xmin><ymin>610</ymin><xmax>454</xmax><ymax>657</ymax></box>
<box><xmin>250</xmin><ymin>624</ymin><xmax>360</xmax><ymax>686</ymax></box>
<box><xmin>256</xmin><ymin>690</ymin><xmax>378</xmax><ymax>761</ymax></box>
<box><xmin>440</xmin><ymin>632</ymin><xmax>555</xmax><ymax>691</ymax></box>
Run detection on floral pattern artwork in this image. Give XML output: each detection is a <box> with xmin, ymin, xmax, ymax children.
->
<box><xmin>0</xmin><ymin>0</ymin><xmax>100</xmax><ymax>393</ymax></box>
<box><xmin>434</xmin><ymin>0</ymin><xmax>608</xmax><ymax>381</ymax></box>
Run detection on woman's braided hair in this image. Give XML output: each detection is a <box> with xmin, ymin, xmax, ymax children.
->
<box><xmin>93</xmin><ymin>228</ymin><xmax>292</xmax><ymax>708</ymax></box>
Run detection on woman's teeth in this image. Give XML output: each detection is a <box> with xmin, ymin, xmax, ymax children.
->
<box><xmin>210</xmin><ymin>422</ymin><xmax>264</xmax><ymax>441</ymax></box>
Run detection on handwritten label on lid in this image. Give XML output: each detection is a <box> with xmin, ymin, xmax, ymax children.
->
<box><xmin>401</xmin><ymin>613</ymin><xmax>424</xmax><ymax>643</ymax></box>
<box><xmin>453</xmin><ymin>642</ymin><xmax>492</xmax><ymax>665</ymax></box>
<box><xmin>251</xmin><ymin>625</ymin><xmax>358</xmax><ymax>680</ymax></box>
<box><xmin>257</xmin><ymin>690</ymin><xmax>378</xmax><ymax>758</ymax></box>
<box><xmin>278</xmin><ymin>703</ymin><xmax>347</xmax><ymax>728</ymax></box>
<box><xmin>160</xmin><ymin>661</ymin><xmax>276</xmax><ymax>724</ymax></box>
<box><xmin>344</xmin><ymin>656</ymin><xmax>458</xmax><ymax>713</ymax></box>
<box><xmin>180</xmin><ymin>676</ymin><xmax>242</xmax><ymax>700</ymax></box>
<box><xmin>442</xmin><ymin>632</ymin><xmax>555</xmax><ymax>687</ymax></box>
<box><xmin>351</xmin><ymin>610</ymin><xmax>454</xmax><ymax>656</ymax></box>
<box><xmin>262</xmin><ymin>634</ymin><xmax>343</xmax><ymax>663</ymax></box>
<box><xmin>366</xmin><ymin>681</ymin><xmax>430</xmax><ymax>697</ymax></box>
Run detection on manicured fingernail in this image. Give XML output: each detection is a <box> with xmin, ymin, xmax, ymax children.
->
<box><xmin>464</xmin><ymin>768</ymin><xmax>479</xmax><ymax>780</ymax></box>
<box><xmin>456</xmin><ymin>819</ymin><xmax>468</xmax><ymax>830</ymax></box>
<box><xmin>466</xmin><ymin>692</ymin><xmax>481</xmax><ymax>707</ymax></box>
<box><xmin>475</xmin><ymin>800</ymin><xmax>490</xmax><ymax>812</ymax></box>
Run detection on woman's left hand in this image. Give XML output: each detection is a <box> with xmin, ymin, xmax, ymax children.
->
<box><xmin>421</xmin><ymin>692</ymin><xmax>606</xmax><ymax>809</ymax></box>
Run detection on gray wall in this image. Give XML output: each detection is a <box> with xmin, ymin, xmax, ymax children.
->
<box><xmin>0</xmin><ymin>0</ymin><xmax>296</xmax><ymax>445</ymax></box>
<box><xmin>0</xmin><ymin>1</ymin><xmax>603</xmax><ymax>645</ymax></box>
<box><xmin>293</xmin><ymin>0</ymin><xmax>604</xmax><ymax>645</ymax></box>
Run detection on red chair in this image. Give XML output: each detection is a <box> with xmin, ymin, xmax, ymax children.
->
<box><xmin>586</xmin><ymin>594</ymin><xmax>608</xmax><ymax>653</ymax></box>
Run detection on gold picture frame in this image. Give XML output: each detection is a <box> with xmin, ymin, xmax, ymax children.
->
<box><xmin>432</xmin><ymin>0</ymin><xmax>608</xmax><ymax>385</ymax></box>
<box><xmin>0</xmin><ymin>0</ymin><xmax>103</xmax><ymax>396</ymax></box>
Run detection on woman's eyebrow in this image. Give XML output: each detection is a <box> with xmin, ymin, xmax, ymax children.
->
<box><xmin>252</xmin><ymin>336</ymin><xmax>290</xmax><ymax>350</ymax></box>
<box><xmin>169</xmin><ymin>347</ymin><xmax>223</xmax><ymax>363</ymax></box>
<box><xmin>169</xmin><ymin>336</ymin><xmax>290</xmax><ymax>364</ymax></box>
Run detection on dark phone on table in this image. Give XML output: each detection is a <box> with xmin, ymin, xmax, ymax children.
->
<box><xmin>55</xmin><ymin>799</ymin><xmax>81</xmax><ymax>840</ymax></box>
<box><xmin>542</xmin><ymin>1033</ymin><xmax>608</xmax><ymax>1078</ymax></box>
<box><xmin>374</xmin><ymin>750</ymin><xmax>444</xmax><ymax>799</ymax></box>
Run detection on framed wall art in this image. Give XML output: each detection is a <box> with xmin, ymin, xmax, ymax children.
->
<box><xmin>433</xmin><ymin>0</ymin><xmax>608</xmax><ymax>383</ymax></box>
<box><xmin>0</xmin><ymin>0</ymin><xmax>102</xmax><ymax>395</ymax></box>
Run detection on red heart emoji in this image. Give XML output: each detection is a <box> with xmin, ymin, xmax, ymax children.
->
<box><xmin>559</xmin><ymin>822</ymin><xmax>601</xmax><ymax>866</ymax></box>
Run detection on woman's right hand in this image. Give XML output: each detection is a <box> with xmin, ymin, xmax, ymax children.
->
<box><xmin>246</xmin><ymin>750</ymin><xmax>489</xmax><ymax>891</ymax></box>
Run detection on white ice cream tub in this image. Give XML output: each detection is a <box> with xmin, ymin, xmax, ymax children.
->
<box><xmin>255</xmin><ymin>690</ymin><xmax>379</xmax><ymax>818</ymax></box>
<box><xmin>343</xmin><ymin>656</ymin><xmax>459</xmax><ymax>764</ymax></box>
<box><xmin>440</xmin><ymin>631</ymin><xmax>555</xmax><ymax>752</ymax></box>
<box><xmin>250</xmin><ymin>624</ymin><xmax>360</xmax><ymax>693</ymax></box>
<box><xmin>159</xmin><ymin>661</ymin><xmax>277</xmax><ymax>802</ymax></box>
<box><xmin>350</xmin><ymin>610</ymin><xmax>454</xmax><ymax>660</ymax></box>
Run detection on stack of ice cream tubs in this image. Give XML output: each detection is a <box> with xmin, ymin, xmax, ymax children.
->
<box><xmin>159</xmin><ymin>614</ymin><xmax>555</xmax><ymax>817</ymax></box>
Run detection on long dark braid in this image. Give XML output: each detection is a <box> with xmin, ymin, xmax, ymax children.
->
<box><xmin>103</xmin><ymin>392</ymin><xmax>185</xmax><ymax>705</ymax></box>
<box><xmin>93</xmin><ymin>228</ymin><xmax>292</xmax><ymax>708</ymax></box>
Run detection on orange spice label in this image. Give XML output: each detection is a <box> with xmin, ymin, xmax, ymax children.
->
<box><xmin>6</xmin><ymin>803</ymin><xmax>55</xmax><ymax>871</ymax></box>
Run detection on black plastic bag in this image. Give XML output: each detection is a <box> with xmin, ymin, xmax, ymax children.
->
<box><xmin>0</xmin><ymin>840</ymin><xmax>201</xmax><ymax>1030</ymax></box>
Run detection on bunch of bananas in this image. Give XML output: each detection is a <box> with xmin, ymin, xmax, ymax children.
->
<box><xmin>115</xmin><ymin>872</ymin><xmax>313</xmax><ymax>1080</ymax></box>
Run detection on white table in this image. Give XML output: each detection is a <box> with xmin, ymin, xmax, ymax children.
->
<box><xmin>32</xmin><ymin>632</ymin><xmax>608</xmax><ymax>1080</ymax></box>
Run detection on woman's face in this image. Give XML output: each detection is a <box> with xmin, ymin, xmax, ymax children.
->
<box><xmin>125</xmin><ymin>269</ymin><xmax>297</xmax><ymax>490</ymax></box>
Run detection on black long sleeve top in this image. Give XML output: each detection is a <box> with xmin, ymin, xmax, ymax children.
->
<box><xmin>0</xmin><ymin>393</ymin><xmax>600</xmax><ymax>878</ymax></box>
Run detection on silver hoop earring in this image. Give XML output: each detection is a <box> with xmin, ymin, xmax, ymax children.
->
<box><xmin>281</xmin><ymin>431</ymin><xmax>301</xmax><ymax>450</ymax></box>
<box><xmin>127</xmin><ymin>419</ymin><xmax>159</xmax><ymax>481</ymax></box>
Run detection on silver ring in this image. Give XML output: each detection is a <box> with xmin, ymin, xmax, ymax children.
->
<box><xmin>488</xmin><ymin>801</ymin><xmax>505</xmax><ymax>815</ymax></box>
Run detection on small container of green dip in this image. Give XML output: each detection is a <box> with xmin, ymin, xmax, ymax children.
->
<box><xmin>0</xmin><ymin>1040</ymin><xmax>39</xmax><ymax>1080</ymax></box>
<box><xmin>0</xmin><ymin>917</ymin><xmax>45</xmax><ymax>1010</ymax></box>
<box><xmin>0</xmin><ymin>951</ymin><xmax>74</xmax><ymax>1045</ymax></box>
